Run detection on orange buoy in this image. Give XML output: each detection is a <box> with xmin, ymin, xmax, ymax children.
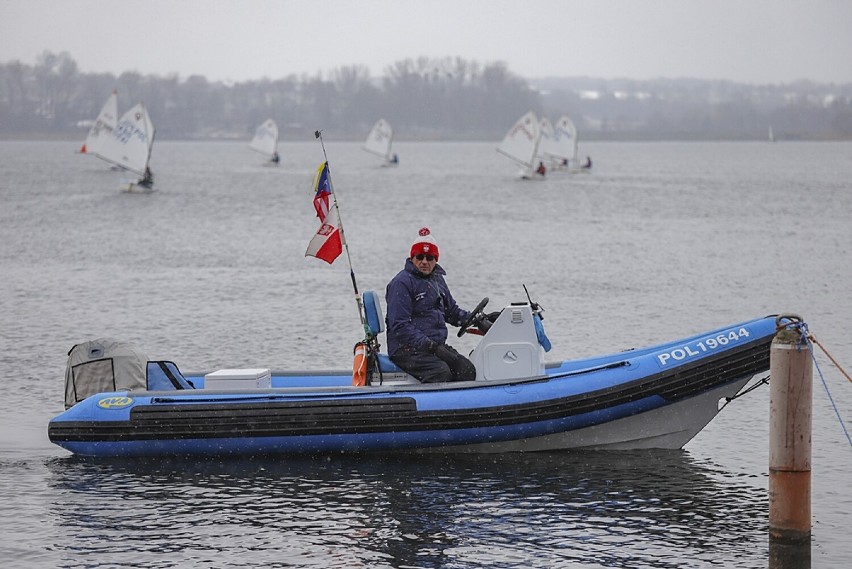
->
<box><xmin>352</xmin><ymin>342</ymin><xmax>368</xmax><ymax>386</ymax></box>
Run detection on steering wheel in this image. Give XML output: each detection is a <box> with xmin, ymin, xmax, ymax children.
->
<box><xmin>458</xmin><ymin>297</ymin><xmax>489</xmax><ymax>337</ymax></box>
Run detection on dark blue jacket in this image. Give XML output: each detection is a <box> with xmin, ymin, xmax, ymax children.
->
<box><xmin>385</xmin><ymin>258</ymin><xmax>469</xmax><ymax>356</ymax></box>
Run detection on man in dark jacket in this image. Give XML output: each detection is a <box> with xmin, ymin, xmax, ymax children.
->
<box><xmin>385</xmin><ymin>227</ymin><xmax>477</xmax><ymax>383</ymax></box>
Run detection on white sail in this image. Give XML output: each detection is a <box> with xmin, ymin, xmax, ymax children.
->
<box><xmin>80</xmin><ymin>91</ymin><xmax>118</xmax><ymax>155</ymax></box>
<box><xmin>552</xmin><ymin>115</ymin><xmax>579</xmax><ymax>164</ymax></box>
<box><xmin>496</xmin><ymin>111</ymin><xmax>541</xmax><ymax>169</ymax></box>
<box><xmin>249</xmin><ymin>119</ymin><xmax>279</xmax><ymax>158</ymax></box>
<box><xmin>92</xmin><ymin>102</ymin><xmax>155</xmax><ymax>176</ymax></box>
<box><xmin>363</xmin><ymin>119</ymin><xmax>393</xmax><ymax>161</ymax></box>
<box><xmin>538</xmin><ymin>117</ymin><xmax>557</xmax><ymax>160</ymax></box>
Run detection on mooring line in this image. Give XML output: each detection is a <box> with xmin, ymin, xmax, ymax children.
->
<box><xmin>770</xmin><ymin>319</ymin><xmax>851</xmax><ymax>449</ymax></box>
<box><xmin>808</xmin><ymin>333</ymin><xmax>852</xmax><ymax>383</ymax></box>
<box><xmin>801</xmin><ymin>329</ymin><xmax>852</xmax><ymax>449</ymax></box>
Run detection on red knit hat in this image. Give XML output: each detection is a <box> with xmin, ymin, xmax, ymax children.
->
<box><xmin>410</xmin><ymin>227</ymin><xmax>439</xmax><ymax>260</ymax></box>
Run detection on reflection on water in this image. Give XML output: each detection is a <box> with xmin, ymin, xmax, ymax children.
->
<box><xmin>44</xmin><ymin>451</ymin><xmax>767</xmax><ymax>568</ymax></box>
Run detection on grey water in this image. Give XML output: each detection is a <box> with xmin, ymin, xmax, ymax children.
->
<box><xmin>1</xmin><ymin>139</ymin><xmax>850</xmax><ymax>568</ymax></box>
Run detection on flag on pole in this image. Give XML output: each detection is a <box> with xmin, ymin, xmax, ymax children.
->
<box><xmin>306</xmin><ymin>203</ymin><xmax>343</xmax><ymax>264</ymax></box>
<box><xmin>306</xmin><ymin>162</ymin><xmax>344</xmax><ymax>264</ymax></box>
<box><xmin>312</xmin><ymin>161</ymin><xmax>332</xmax><ymax>221</ymax></box>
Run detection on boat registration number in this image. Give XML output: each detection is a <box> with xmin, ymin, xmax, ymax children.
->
<box><xmin>656</xmin><ymin>327</ymin><xmax>751</xmax><ymax>367</ymax></box>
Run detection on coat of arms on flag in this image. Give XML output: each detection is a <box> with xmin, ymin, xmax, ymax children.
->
<box><xmin>305</xmin><ymin>162</ymin><xmax>344</xmax><ymax>264</ymax></box>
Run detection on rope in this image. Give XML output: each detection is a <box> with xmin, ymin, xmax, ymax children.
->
<box><xmin>720</xmin><ymin>374</ymin><xmax>770</xmax><ymax>411</ymax></box>
<box><xmin>724</xmin><ymin>319</ymin><xmax>852</xmax><ymax>450</ymax></box>
<box><xmin>803</xmin><ymin>331</ymin><xmax>852</xmax><ymax>449</ymax></box>
<box><xmin>808</xmin><ymin>334</ymin><xmax>852</xmax><ymax>383</ymax></box>
<box><xmin>777</xmin><ymin>319</ymin><xmax>852</xmax><ymax>448</ymax></box>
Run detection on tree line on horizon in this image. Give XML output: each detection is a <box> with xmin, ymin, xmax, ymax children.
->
<box><xmin>1</xmin><ymin>51</ymin><xmax>851</xmax><ymax>141</ymax></box>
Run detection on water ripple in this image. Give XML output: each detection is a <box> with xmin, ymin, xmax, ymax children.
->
<box><xmin>27</xmin><ymin>451</ymin><xmax>771</xmax><ymax>568</ymax></box>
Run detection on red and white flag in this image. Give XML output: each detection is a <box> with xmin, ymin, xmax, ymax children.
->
<box><xmin>305</xmin><ymin>202</ymin><xmax>343</xmax><ymax>264</ymax></box>
<box><xmin>305</xmin><ymin>162</ymin><xmax>343</xmax><ymax>264</ymax></box>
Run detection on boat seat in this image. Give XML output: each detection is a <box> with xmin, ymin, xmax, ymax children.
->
<box><xmin>377</xmin><ymin>353</ymin><xmax>402</xmax><ymax>373</ymax></box>
<box><xmin>362</xmin><ymin>290</ymin><xmax>384</xmax><ymax>336</ymax></box>
<box><xmin>362</xmin><ymin>291</ymin><xmax>403</xmax><ymax>373</ymax></box>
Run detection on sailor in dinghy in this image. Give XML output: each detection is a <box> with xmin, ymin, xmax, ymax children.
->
<box><xmin>137</xmin><ymin>166</ymin><xmax>154</xmax><ymax>189</ymax></box>
<box><xmin>363</xmin><ymin>119</ymin><xmax>398</xmax><ymax>167</ymax></box>
<box><xmin>91</xmin><ymin>101</ymin><xmax>157</xmax><ymax>193</ymax></box>
<box><xmin>497</xmin><ymin>111</ymin><xmax>545</xmax><ymax>180</ymax></box>
<box><xmin>249</xmin><ymin>119</ymin><xmax>280</xmax><ymax>166</ymax></box>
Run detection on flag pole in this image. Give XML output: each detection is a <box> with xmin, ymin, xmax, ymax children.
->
<box><xmin>314</xmin><ymin>130</ymin><xmax>367</xmax><ymax>332</ymax></box>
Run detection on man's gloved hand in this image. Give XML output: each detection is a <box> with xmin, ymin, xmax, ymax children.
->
<box><xmin>433</xmin><ymin>343</ymin><xmax>458</xmax><ymax>363</ymax></box>
<box><xmin>425</xmin><ymin>342</ymin><xmax>462</xmax><ymax>364</ymax></box>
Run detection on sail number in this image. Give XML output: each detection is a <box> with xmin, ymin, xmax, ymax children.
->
<box><xmin>657</xmin><ymin>327</ymin><xmax>751</xmax><ymax>367</ymax></box>
<box><xmin>113</xmin><ymin>120</ymin><xmax>147</xmax><ymax>144</ymax></box>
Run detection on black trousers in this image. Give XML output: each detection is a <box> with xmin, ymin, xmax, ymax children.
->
<box><xmin>390</xmin><ymin>344</ymin><xmax>476</xmax><ymax>383</ymax></box>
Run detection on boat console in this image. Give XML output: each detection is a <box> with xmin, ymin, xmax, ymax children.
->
<box><xmin>362</xmin><ymin>291</ymin><xmax>549</xmax><ymax>383</ymax></box>
<box><xmin>469</xmin><ymin>303</ymin><xmax>547</xmax><ymax>381</ymax></box>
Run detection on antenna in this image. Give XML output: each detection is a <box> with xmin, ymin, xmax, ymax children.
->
<box><xmin>522</xmin><ymin>284</ymin><xmax>543</xmax><ymax>317</ymax></box>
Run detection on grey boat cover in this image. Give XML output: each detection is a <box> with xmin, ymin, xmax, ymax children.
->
<box><xmin>64</xmin><ymin>338</ymin><xmax>194</xmax><ymax>409</ymax></box>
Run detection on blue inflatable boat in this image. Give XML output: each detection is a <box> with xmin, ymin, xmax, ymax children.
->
<box><xmin>48</xmin><ymin>294</ymin><xmax>781</xmax><ymax>458</ymax></box>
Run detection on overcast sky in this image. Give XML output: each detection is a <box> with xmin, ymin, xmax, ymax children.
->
<box><xmin>2</xmin><ymin>0</ymin><xmax>851</xmax><ymax>85</ymax></box>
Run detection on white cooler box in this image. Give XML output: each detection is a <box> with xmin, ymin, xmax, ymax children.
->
<box><xmin>204</xmin><ymin>368</ymin><xmax>272</xmax><ymax>390</ymax></box>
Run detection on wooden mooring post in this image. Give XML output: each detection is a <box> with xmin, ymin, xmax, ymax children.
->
<box><xmin>768</xmin><ymin>314</ymin><xmax>812</xmax><ymax>568</ymax></box>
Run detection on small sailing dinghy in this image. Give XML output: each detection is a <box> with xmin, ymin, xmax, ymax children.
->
<box><xmin>552</xmin><ymin>115</ymin><xmax>591</xmax><ymax>172</ymax></box>
<box><xmin>363</xmin><ymin>119</ymin><xmax>398</xmax><ymax>166</ymax></box>
<box><xmin>497</xmin><ymin>111</ymin><xmax>544</xmax><ymax>179</ymax></box>
<box><xmin>87</xmin><ymin>102</ymin><xmax>156</xmax><ymax>192</ymax></box>
<box><xmin>79</xmin><ymin>90</ymin><xmax>118</xmax><ymax>156</ymax></box>
<box><xmin>249</xmin><ymin>119</ymin><xmax>280</xmax><ymax>165</ymax></box>
<box><xmin>47</xmin><ymin>289</ymin><xmax>786</xmax><ymax>458</ymax></box>
<box><xmin>537</xmin><ymin>116</ymin><xmax>557</xmax><ymax>166</ymax></box>
<box><xmin>553</xmin><ymin>115</ymin><xmax>578</xmax><ymax>168</ymax></box>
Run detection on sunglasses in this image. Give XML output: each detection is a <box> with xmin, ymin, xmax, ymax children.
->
<box><xmin>414</xmin><ymin>254</ymin><xmax>436</xmax><ymax>262</ymax></box>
